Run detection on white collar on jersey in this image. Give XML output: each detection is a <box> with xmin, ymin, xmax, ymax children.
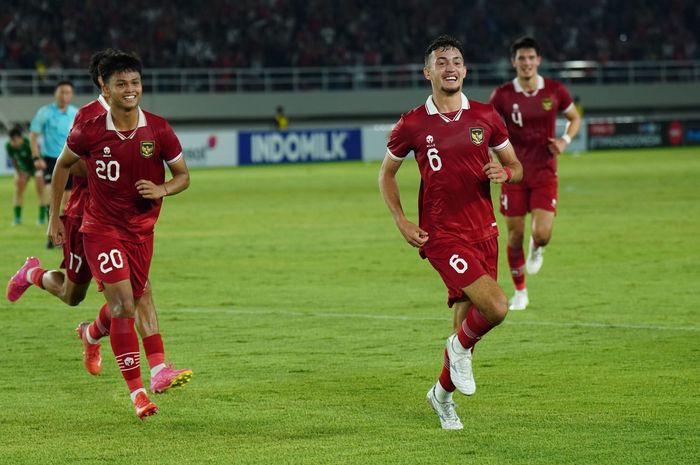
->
<box><xmin>105</xmin><ymin>107</ymin><xmax>147</xmax><ymax>140</ymax></box>
<box><xmin>512</xmin><ymin>75</ymin><xmax>545</xmax><ymax>97</ymax></box>
<box><xmin>425</xmin><ymin>93</ymin><xmax>470</xmax><ymax>123</ymax></box>
<box><xmin>97</xmin><ymin>94</ymin><xmax>110</xmax><ymax>111</ymax></box>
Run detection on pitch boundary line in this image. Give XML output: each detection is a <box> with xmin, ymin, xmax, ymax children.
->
<box><xmin>169</xmin><ymin>307</ymin><xmax>699</xmax><ymax>332</ymax></box>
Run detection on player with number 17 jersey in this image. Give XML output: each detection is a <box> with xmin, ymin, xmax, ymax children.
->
<box><xmin>387</xmin><ymin>94</ymin><xmax>510</xmax><ymax>249</ymax></box>
<box><xmin>66</xmin><ymin>108</ymin><xmax>183</xmax><ymax>243</ymax></box>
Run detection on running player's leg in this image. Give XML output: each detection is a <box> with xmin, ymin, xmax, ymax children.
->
<box><xmin>501</xmin><ymin>186</ymin><xmax>529</xmax><ymax>310</ymax></box>
<box><xmin>33</xmin><ymin>171</ymin><xmax>48</xmax><ymax>224</ymax></box>
<box><xmin>84</xmin><ymin>234</ymin><xmax>156</xmax><ymax>419</ymax></box>
<box><xmin>17</xmin><ymin>215</ymin><xmax>92</xmax><ymax>306</ymax></box>
<box><xmin>137</xmin><ymin>283</ymin><xmax>193</xmax><ymax>393</ymax></box>
<box><xmin>13</xmin><ymin>171</ymin><xmax>28</xmax><ymax>225</ymax></box>
<box><xmin>526</xmin><ymin>181</ymin><xmax>557</xmax><ymax>274</ymax></box>
<box><xmin>38</xmin><ymin>271</ymin><xmax>88</xmax><ymax>306</ymax></box>
<box><xmin>530</xmin><ymin>208</ymin><xmax>555</xmax><ymax>247</ymax></box>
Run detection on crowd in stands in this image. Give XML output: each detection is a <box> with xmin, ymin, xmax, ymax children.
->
<box><xmin>1</xmin><ymin>0</ymin><xmax>698</xmax><ymax>72</ymax></box>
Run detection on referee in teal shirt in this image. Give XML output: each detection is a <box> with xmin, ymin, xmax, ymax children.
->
<box><xmin>29</xmin><ymin>80</ymin><xmax>77</xmax><ymax>246</ymax></box>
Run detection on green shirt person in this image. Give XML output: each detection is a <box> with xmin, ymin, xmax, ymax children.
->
<box><xmin>6</xmin><ymin>127</ymin><xmax>47</xmax><ymax>225</ymax></box>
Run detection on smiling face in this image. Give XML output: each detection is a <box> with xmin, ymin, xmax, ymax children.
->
<box><xmin>424</xmin><ymin>46</ymin><xmax>467</xmax><ymax>95</ymax></box>
<box><xmin>512</xmin><ymin>47</ymin><xmax>541</xmax><ymax>80</ymax></box>
<box><xmin>104</xmin><ymin>70</ymin><xmax>142</xmax><ymax>111</ymax></box>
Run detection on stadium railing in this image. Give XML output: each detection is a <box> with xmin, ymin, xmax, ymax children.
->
<box><xmin>1</xmin><ymin>60</ymin><xmax>699</xmax><ymax>95</ymax></box>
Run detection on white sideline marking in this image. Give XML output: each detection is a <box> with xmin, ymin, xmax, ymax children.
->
<box><xmin>169</xmin><ymin>307</ymin><xmax>699</xmax><ymax>332</ymax></box>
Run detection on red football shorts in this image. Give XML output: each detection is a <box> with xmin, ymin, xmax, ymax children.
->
<box><xmin>499</xmin><ymin>179</ymin><xmax>558</xmax><ymax>217</ymax></box>
<box><xmin>82</xmin><ymin>233</ymin><xmax>154</xmax><ymax>298</ymax></box>
<box><xmin>422</xmin><ymin>237</ymin><xmax>499</xmax><ymax>308</ymax></box>
<box><xmin>59</xmin><ymin>215</ymin><xmax>92</xmax><ymax>284</ymax></box>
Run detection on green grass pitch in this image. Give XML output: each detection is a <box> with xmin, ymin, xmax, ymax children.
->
<box><xmin>0</xmin><ymin>147</ymin><xmax>698</xmax><ymax>464</ymax></box>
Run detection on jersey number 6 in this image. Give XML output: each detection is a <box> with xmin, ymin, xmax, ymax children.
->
<box><xmin>427</xmin><ymin>148</ymin><xmax>442</xmax><ymax>171</ymax></box>
<box><xmin>449</xmin><ymin>254</ymin><xmax>468</xmax><ymax>274</ymax></box>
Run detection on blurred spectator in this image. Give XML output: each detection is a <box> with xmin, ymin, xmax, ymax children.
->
<box><xmin>274</xmin><ymin>106</ymin><xmax>289</xmax><ymax>130</ymax></box>
<box><xmin>0</xmin><ymin>0</ymin><xmax>698</xmax><ymax>71</ymax></box>
<box><xmin>574</xmin><ymin>95</ymin><xmax>584</xmax><ymax>118</ymax></box>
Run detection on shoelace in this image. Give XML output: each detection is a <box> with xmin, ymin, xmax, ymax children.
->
<box><xmin>441</xmin><ymin>401</ymin><xmax>459</xmax><ymax>422</ymax></box>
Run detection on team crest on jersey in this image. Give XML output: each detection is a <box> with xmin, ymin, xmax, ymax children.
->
<box><xmin>140</xmin><ymin>141</ymin><xmax>155</xmax><ymax>158</ymax></box>
<box><xmin>541</xmin><ymin>97</ymin><xmax>553</xmax><ymax>111</ymax></box>
<box><xmin>426</xmin><ymin>135</ymin><xmax>434</xmax><ymax>145</ymax></box>
<box><xmin>469</xmin><ymin>127</ymin><xmax>484</xmax><ymax>146</ymax></box>
<box><xmin>102</xmin><ymin>147</ymin><xmax>111</xmax><ymax>157</ymax></box>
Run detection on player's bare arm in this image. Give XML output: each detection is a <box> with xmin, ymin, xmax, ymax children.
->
<box><xmin>485</xmin><ymin>143</ymin><xmax>523</xmax><ymax>184</ymax></box>
<box><xmin>30</xmin><ymin>131</ymin><xmax>47</xmax><ymax>170</ymax></box>
<box><xmin>135</xmin><ymin>157</ymin><xmax>190</xmax><ymax>200</ymax></box>
<box><xmin>47</xmin><ymin>146</ymin><xmax>79</xmax><ymax>245</ymax></box>
<box><xmin>548</xmin><ymin>105</ymin><xmax>582</xmax><ymax>155</ymax></box>
<box><xmin>378</xmin><ymin>153</ymin><xmax>429</xmax><ymax>248</ymax></box>
<box><xmin>69</xmin><ymin>159</ymin><xmax>88</xmax><ymax>178</ymax></box>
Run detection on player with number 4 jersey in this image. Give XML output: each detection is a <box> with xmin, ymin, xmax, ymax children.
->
<box><xmin>489</xmin><ymin>37</ymin><xmax>581</xmax><ymax>311</ymax></box>
<box><xmin>379</xmin><ymin>35</ymin><xmax>522</xmax><ymax>430</ymax></box>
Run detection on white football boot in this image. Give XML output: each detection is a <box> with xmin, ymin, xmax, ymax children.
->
<box><xmin>509</xmin><ymin>289</ymin><xmax>529</xmax><ymax>311</ymax></box>
<box><xmin>446</xmin><ymin>334</ymin><xmax>476</xmax><ymax>396</ymax></box>
<box><xmin>526</xmin><ymin>237</ymin><xmax>545</xmax><ymax>274</ymax></box>
<box><xmin>426</xmin><ymin>385</ymin><xmax>463</xmax><ymax>430</ymax></box>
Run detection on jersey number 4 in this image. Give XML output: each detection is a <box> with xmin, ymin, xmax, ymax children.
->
<box><xmin>96</xmin><ymin>160</ymin><xmax>120</xmax><ymax>181</ymax></box>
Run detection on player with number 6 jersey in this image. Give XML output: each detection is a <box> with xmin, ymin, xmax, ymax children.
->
<box><xmin>379</xmin><ymin>35</ymin><xmax>522</xmax><ymax>430</ymax></box>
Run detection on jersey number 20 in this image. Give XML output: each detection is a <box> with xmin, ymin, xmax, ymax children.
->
<box><xmin>96</xmin><ymin>160</ymin><xmax>120</xmax><ymax>181</ymax></box>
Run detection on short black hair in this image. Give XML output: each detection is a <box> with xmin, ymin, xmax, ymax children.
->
<box><xmin>98</xmin><ymin>51</ymin><xmax>143</xmax><ymax>85</ymax></box>
<box><xmin>55</xmin><ymin>80</ymin><xmax>74</xmax><ymax>89</ymax></box>
<box><xmin>511</xmin><ymin>36</ymin><xmax>540</xmax><ymax>58</ymax></box>
<box><xmin>9</xmin><ymin>127</ymin><xmax>22</xmax><ymax>138</ymax></box>
<box><xmin>88</xmin><ymin>48</ymin><xmax>119</xmax><ymax>88</ymax></box>
<box><xmin>424</xmin><ymin>35</ymin><xmax>465</xmax><ymax>66</ymax></box>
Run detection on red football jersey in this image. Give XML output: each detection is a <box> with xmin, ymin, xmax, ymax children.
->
<box><xmin>489</xmin><ymin>76</ymin><xmax>573</xmax><ymax>186</ymax></box>
<box><xmin>63</xmin><ymin>96</ymin><xmax>110</xmax><ymax>219</ymax></box>
<box><xmin>387</xmin><ymin>93</ymin><xmax>510</xmax><ymax>246</ymax></box>
<box><xmin>66</xmin><ymin>107</ymin><xmax>183</xmax><ymax>242</ymax></box>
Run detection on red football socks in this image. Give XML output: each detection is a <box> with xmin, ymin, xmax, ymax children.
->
<box><xmin>88</xmin><ymin>304</ymin><xmax>111</xmax><ymax>341</ymax></box>
<box><xmin>142</xmin><ymin>334</ymin><xmax>165</xmax><ymax>369</ymax></box>
<box><xmin>507</xmin><ymin>246</ymin><xmax>526</xmax><ymax>291</ymax></box>
<box><xmin>438</xmin><ymin>348</ymin><xmax>456</xmax><ymax>392</ymax></box>
<box><xmin>110</xmin><ymin>317</ymin><xmax>144</xmax><ymax>393</ymax></box>
<box><xmin>456</xmin><ymin>306</ymin><xmax>495</xmax><ymax>350</ymax></box>
<box><xmin>29</xmin><ymin>267</ymin><xmax>46</xmax><ymax>289</ymax></box>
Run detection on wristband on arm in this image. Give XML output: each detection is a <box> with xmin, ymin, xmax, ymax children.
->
<box><xmin>561</xmin><ymin>134</ymin><xmax>572</xmax><ymax>144</ymax></box>
<box><xmin>504</xmin><ymin>166</ymin><xmax>513</xmax><ymax>183</ymax></box>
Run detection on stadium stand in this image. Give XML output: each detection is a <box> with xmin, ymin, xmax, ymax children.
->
<box><xmin>1</xmin><ymin>0</ymin><xmax>698</xmax><ymax>71</ymax></box>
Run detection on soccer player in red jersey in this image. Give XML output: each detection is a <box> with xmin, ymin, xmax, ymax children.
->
<box><xmin>489</xmin><ymin>37</ymin><xmax>581</xmax><ymax>311</ymax></box>
<box><xmin>6</xmin><ymin>49</ymin><xmax>192</xmax><ymax>396</ymax></box>
<box><xmin>47</xmin><ymin>51</ymin><xmax>190</xmax><ymax>419</ymax></box>
<box><xmin>379</xmin><ymin>36</ymin><xmax>523</xmax><ymax>430</ymax></box>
